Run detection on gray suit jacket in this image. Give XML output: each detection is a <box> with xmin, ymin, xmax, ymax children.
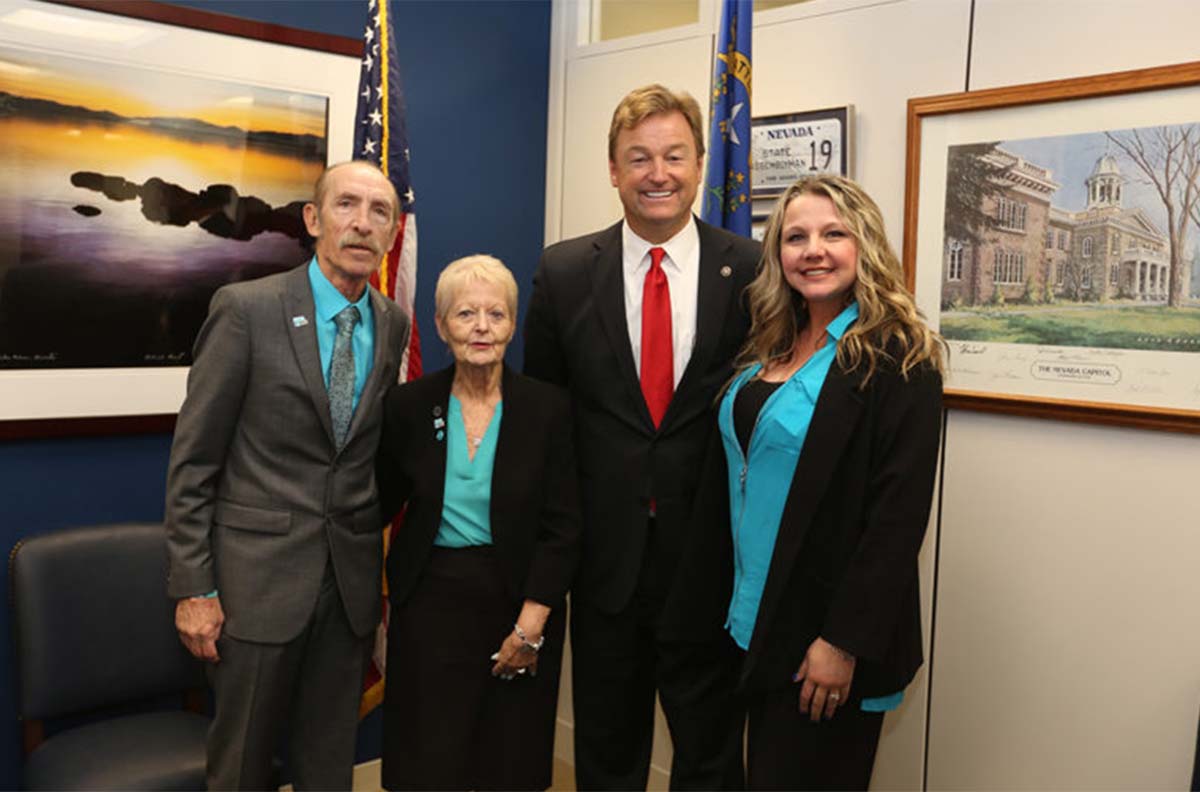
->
<box><xmin>165</xmin><ymin>263</ymin><xmax>411</xmax><ymax>644</ymax></box>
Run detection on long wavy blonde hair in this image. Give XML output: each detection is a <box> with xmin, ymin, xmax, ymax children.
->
<box><xmin>738</xmin><ymin>174</ymin><xmax>945</xmax><ymax>384</ymax></box>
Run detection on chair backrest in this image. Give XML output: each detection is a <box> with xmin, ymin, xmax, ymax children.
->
<box><xmin>9</xmin><ymin>523</ymin><xmax>204</xmax><ymax>720</ymax></box>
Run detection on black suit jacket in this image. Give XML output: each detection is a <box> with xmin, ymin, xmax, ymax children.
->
<box><xmin>376</xmin><ymin>365</ymin><xmax>581</xmax><ymax>608</ymax></box>
<box><xmin>524</xmin><ymin>218</ymin><xmax>761</xmax><ymax>614</ymax></box>
<box><xmin>665</xmin><ymin>354</ymin><xmax>943</xmax><ymax>700</ymax></box>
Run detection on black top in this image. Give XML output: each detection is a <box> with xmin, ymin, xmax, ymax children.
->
<box><xmin>734</xmin><ymin>377</ymin><xmax>783</xmax><ymax>456</ymax></box>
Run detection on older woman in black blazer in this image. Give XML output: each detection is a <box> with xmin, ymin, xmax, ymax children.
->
<box><xmin>669</xmin><ymin>175</ymin><xmax>944</xmax><ymax>791</ymax></box>
<box><xmin>376</xmin><ymin>254</ymin><xmax>580</xmax><ymax>791</ymax></box>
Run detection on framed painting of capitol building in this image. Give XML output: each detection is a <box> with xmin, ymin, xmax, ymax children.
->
<box><xmin>905</xmin><ymin>61</ymin><xmax>1200</xmax><ymax>434</ymax></box>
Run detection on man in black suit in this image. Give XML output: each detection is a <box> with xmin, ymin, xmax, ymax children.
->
<box><xmin>524</xmin><ymin>84</ymin><xmax>761</xmax><ymax>790</ymax></box>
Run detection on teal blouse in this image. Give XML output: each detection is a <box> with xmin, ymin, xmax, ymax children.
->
<box><xmin>434</xmin><ymin>395</ymin><xmax>502</xmax><ymax>548</ymax></box>
<box><xmin>719</xmin><ymin>303</ymin><xmax>858</xmax><ymax>650</ymax></box>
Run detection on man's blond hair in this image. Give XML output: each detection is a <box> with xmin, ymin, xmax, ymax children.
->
<box><xmin>607</xmin><ymin>84</ymin><xmax>705</xmax><ymax>161</ymax></box>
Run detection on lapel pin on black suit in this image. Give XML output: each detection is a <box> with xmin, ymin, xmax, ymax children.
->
<box><xmin>720</xmin><ymin>265</ymin><xmax>732</xmax><ymax>278</ymax></box>
<box><xmin>433</xmin><ymin>405</ymin><xmax>445</xmax><ymax>441</ymax></box>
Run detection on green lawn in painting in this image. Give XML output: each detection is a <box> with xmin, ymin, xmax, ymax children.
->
<box><xmin>941</xmin><ymin>304</ymin><xmax>1200</xmax><ymax>352</ymax></box>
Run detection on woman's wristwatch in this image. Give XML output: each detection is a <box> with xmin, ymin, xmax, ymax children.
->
<box><xmin>513</xmin><ymin>623</ymin><xmax>544</xmax><ymax>654</ymax></box>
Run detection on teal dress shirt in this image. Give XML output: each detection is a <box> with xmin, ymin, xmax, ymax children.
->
<box><xmin>308</xmin><ymin>257</ymin><xmax>374</xmax><ymax>410</ymax></box>
<box><xmin>434</xmin><ymin>395</ymin><xmax>502</xmax><ymax>548</ymax></box>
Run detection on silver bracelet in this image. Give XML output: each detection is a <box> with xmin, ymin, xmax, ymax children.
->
<box><xmin>513</xmin><ymin>623</ymin><xmax>544</xmax><ymax>654</ymax></box>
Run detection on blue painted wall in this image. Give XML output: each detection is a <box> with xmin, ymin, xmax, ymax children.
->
<box><xmin>0</xmin><ymin>0</ymin><xmax>550</xmax><ymax>784</ymax></box>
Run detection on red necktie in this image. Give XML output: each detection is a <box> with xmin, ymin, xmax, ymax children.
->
<box><xmin>640</xmin><ymin>246</ymin><xmax>673</xmax><ymax>428</ymax></box>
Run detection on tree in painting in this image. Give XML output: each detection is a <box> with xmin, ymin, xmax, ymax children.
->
<box><xmin>1105</xmin><ymin>125</ymin><xmax>1200</xmax><ymax>309</ymax></box>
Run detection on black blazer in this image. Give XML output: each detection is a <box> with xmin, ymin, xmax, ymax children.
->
<box><xmin>524</xmin><ymin>218</ymin><xmax>760</xmax><ymax>614</ymax></box>
<box><xmin>376</xmin><ymin>365</ymin><xmax>581</xmax><ymax>608</ymax></box>
<box><xmin>665</xmin><ymin>353</ymin><xmax>943</xmax><ymax>700</ymax></box>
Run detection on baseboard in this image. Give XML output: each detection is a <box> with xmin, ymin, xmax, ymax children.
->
<box><xmin>352</xmin><ymin>758</ymin><xmax>381</xmax><ymax>790</ymax></box>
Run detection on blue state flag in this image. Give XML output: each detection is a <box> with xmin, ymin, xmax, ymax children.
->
<box><xmin>702</xmin><ymin>0</ymin><xmax>752</xmax><ymax>236</ymax></box>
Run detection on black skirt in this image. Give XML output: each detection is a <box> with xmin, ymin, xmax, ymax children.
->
<box><xmin>381</xmin><ymin>545</ymin><xmax>565</xmax><ymax>791</ymax></box>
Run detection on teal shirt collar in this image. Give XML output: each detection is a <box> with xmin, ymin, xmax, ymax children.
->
<box><xmin>307</xmin><ymin>256</ymin><xmax>371</xmax><ymax>322</ymax></box>
<box><xmin>825</xmin><ymin>300</ymin><xmax>859</xmax><ymax>341</ymax></box>
<box><xmin>796</xmin><ymin>301</ymin><xmax>858</xmax><ymax>401</ymax></box>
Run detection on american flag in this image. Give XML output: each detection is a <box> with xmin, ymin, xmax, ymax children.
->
<box><xmin>354</xmin><ymin>0</ymin><xmax>420</xmax><ymax>717</ymax></box>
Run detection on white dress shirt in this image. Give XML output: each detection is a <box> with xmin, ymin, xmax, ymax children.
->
<box><xmin>622</xmin><ymin>219</ymin><xmax>700</xmax><ymax>389</ymax></box>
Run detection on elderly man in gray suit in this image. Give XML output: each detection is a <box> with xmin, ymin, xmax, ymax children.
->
<box><xmin>165</xmin><ymin>160</ymin><xmax>410</xmax><ymax>791</ymax></box>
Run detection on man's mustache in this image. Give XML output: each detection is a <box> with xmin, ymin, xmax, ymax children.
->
<box><xmin>338</xmin><ymin>233</ymin><xmax>382</xmax><ymax>255</ymax></box>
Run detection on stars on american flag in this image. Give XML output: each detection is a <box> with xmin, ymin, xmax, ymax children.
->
<box><xmin>354</xmin><ymin>0</ymin><xmax>416</xmax><ymax>214</ymax></box>
<box><xmin>358</xmin><ymin>3</ymin><xmax>384</xmax><ymax>168</ymax></box>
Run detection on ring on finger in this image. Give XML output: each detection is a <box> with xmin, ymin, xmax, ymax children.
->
<box><xmin>829</xmin><ymin>692</ymin><xmax>841</xmax><ymax>702</ymax></box>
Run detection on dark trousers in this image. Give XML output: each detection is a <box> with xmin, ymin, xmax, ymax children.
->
<box><xmin>382</xmin><ymin>546</ymin><xmax>565</xmax><ymax>792</ymax></box>
<box><xmin>572</xmin><ymin>521</ymin><xmax>744</xmax><ymax>791</ymax></box>
<box><xmin>744</xmin><ymin>685</ymin><xmax>884</xmax><ymax>792</ymax></box>
<box><xmin>206</xmin><ymin>564</ymin><xmax>367</xmax><ymax>791</ymax></box>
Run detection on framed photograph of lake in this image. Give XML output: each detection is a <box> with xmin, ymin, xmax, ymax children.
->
<box><xmin>0</xmin><ymin>0</ymin><xmax>360</xmax><ymax>430</ymax></box>
<box><xmin>905</xmin><ymin>61</ymin><xmax>1200</xmax><ymax>434</ymax></box>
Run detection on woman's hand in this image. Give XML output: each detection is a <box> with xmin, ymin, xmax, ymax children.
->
<box><xmin>793</xmin><ymin>637</ymin><xmax>855</xmax><ymax>722</ymax></box>
<box><xmin>490</xmin><ymin>600</ymin><xmax>550</xmax><ymax>681</ymax></box>
<box><xmin>490</xmin><ymin>630</ymin><xmax>540</xmax><ymax>680</ymax></box>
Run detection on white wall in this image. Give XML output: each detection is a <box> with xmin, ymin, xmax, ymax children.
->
<box><xmin>930</xmin><ymin>411</ymin><xmax>1200</xmax><ymax>790</ymax></box>
<box><xmin>545</xmin><ymin>0</ymin><xmax>1200</xmax><ymax>787</ymax></box>
<box><xmin>926</xmin><ymin>1</ymin><xmax>1200</xmax><ymax>788</ymax></box>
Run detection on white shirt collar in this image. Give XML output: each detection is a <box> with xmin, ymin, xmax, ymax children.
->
<box><xmin>621</xmin><ymin>218</ymin><xmax>700</xmax><ymax>275</ymax></box>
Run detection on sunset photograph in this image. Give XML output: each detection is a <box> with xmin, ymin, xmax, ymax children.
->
<box><xmin>0</xmin><ymin>46</ymin><xmax>329</xmax><ymax>368</ymax></box>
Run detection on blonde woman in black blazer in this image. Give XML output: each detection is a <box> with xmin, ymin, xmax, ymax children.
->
<box><xmin>668</xmin><ymin>175</ymin><xmax>945</xmax><ymax>791</ymax></box>
<box><xmin>376</xmin><ymin>255</ymin><xmax>580</xmax><ymax>791</ymax></box>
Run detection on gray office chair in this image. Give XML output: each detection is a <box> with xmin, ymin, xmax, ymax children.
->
<box><xmin>10</xmin><ymin>522</ymin><xmax>210</xmax><ymax>790</ymax></box>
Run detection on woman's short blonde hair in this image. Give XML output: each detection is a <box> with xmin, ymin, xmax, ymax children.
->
<box><xmin>434</xmin><ymin>254</ymin><xmax>519</xmax><ymax>322</ymax></box>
